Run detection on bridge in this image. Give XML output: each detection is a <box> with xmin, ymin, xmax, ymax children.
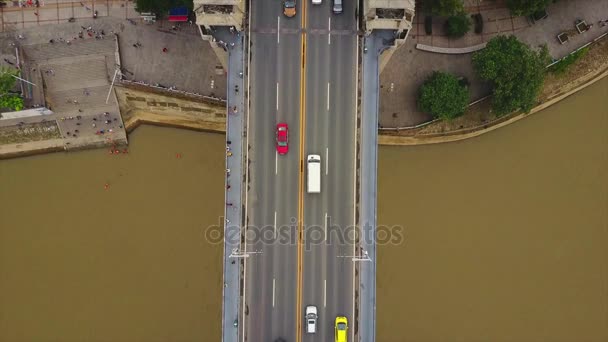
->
<box><xmin>193</xmin><ymin>0</ymin><xmax>415</xmax><ymax>341</ymax></box>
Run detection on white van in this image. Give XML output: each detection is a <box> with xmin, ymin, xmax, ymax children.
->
<box><xmin>307</xmin><ymin>155</ymin><xmax>321</xmax><ymax>193</ymax></box>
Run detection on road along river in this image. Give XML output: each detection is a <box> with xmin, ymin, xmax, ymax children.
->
<box><xmin>0</xmin><ymin>78</ymin><xmax>606</xmax><ymax>341</ymax></box>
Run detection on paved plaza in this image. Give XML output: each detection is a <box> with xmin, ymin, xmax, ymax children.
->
<box><xmin>380</xmin><ymin>0</ymin><xmax>608</xmax><ymax>127</ymax></box>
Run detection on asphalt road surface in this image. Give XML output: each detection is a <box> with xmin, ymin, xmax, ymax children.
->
<box><xmin>244</xmin><ymin>0</ymin><xmax>358</xmax><ymax>341</ymax></box>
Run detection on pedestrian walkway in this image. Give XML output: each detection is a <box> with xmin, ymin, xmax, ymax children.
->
<box><xmin>219</xmin><ymin>25</ymin><xmax>245</xmax><ymax>342</ymax></box>
<box><xmin>359</xmin><ymin>30</ymin><xmax>392</xmax><ymax>342</ymax></box>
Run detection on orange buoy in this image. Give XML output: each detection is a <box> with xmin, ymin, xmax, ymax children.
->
<box><xmin>176</xmin><ymin>153</ymin><xmax>182</xmax><ymax>159</ymax></box>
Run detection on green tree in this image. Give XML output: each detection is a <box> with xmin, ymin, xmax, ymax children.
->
<box><xmin>445</xmin><ymin>13</ymin><xmax>471</xmax><ymax>38</ymax></box>
<box><xmin>135</xmin><ymin>0</ymin><xmax>192</xmax><ymax>18</ymax></box>
<box><xmin>424</xmin><ymin>0</ymin><xmax>464</xmax><ymax>16</ymax></box>
<box><xmin>418</xmin><ymin>71</ymin><xmax>469</xmax><ymax>120</ymax></box>
<box><xmin>506</xmin><ymin>0</ymin><xmax>551</xmax><ymax>16</ymax></box>
<box><xmin>473</xmin><ymin>35</ymin><xmax>550</xmax><ymax>115</ymax></box>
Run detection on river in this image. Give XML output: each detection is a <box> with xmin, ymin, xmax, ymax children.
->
<box><xmin>0</xmin><ymin>78</ymin><xmax>606</xmax><ymax>341</ymax></box>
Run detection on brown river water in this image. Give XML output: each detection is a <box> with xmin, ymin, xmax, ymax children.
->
<box><xmin>0</xmin><ymin>78</ymin><xmax>607</xmax><ymax>341</ymax></box>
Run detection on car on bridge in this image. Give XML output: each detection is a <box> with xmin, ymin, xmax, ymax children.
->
<box><xmin>283</xmin><ymin>0</ymin><xmax>296</xmax><ymax>17</ymax></box>
<box><xmin>335</xmin><ymin>316</ymin><xmax>348</xmax><ymax>342</ymax></box>
<box><xmin>276</xmin><ymin>123</ymin><xmax>289</xmax><ymax>155</ymax></box>
<box><xmin>305</xmin><ymin>305</ymin><xmax>317</xmax><ymax>333</ymax></box>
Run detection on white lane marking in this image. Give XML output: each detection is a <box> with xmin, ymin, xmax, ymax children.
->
<box><xmin>277</xmin><ymin>17</ymin><xmax>280</xmax><ymax>44</ymax></box>
<box><xmin>276</xmin><ymin>82</ymin><xmax>279</xmax><ymax>110</ymax></box>
<box><xmin>324</xmin><ymin>212</ymin><xmax>328</xmax><ymax>241</ymax></box>
<box><xmin>275</xmin><ymin>151</ymin><xmax>278</xmax><ymax>175</ymax></box>
<box><xmin>328</xmin><ymin>17</ymin><xmax>331</xmax><ymax>45</ymax></box>
<box><xmin>272</xmin><ymin>278</ymin><xmax>276</xmax><ymax>308</ymax></box>
<box><xmin>324</xmin><ymin>279</ymin><xmax>327</xmax><ymax>308</ymax></box>
<box><xmin>325</xmin><ymin>147</ymin><xmax>329</xmax><ymax>175</ymax></box>
<box><xmin>274</xmin><ymin>211</ymin><xmax>277</xmax><ymax>239</ymax></box>
<box><xmin>327</xmin><ymin>82</ymin><xmax>330</xmax><ymax>111</ymax></box>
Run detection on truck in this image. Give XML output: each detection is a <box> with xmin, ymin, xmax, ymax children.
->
<box><xmin>307</xmin><ymin>154</ymin><xmax>321</xmax><ymax>193</ymax></box>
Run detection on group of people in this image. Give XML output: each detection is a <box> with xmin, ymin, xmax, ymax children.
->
<box><xmin>48</xmin><ymin>26</ymin><xmax>108</xmax><ymax>46</ymax></box>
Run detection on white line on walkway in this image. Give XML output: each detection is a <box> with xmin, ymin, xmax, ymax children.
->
<box><xmin>277</xmin><ymin>17</ymin><xmax>280</xmax><ymax>44</ymax></box>
<box><xmin>328</xmin><ymin>18</ymin><xmax>331</xmax><ymax>45</ymax></box>
<box><xmin>324</xmin><ymin>279</ymin><xmax>327</xmax><ymax>307</ymax></box>
<box><xmin>327</xmin><ymin>82</ymin><xmax>330</xmax><ymax>111</ymax></box>
<box><xmin>324</xmin><ymin>212</ymin><xmax>328</xmax><ymax>241</ymax></box>
<box><xmin>275</xmin><ymin>151</ymin><xmax>278</xmax><ymax>175</ymax></box>
<box><xmin>325</xmin><ymin>147</ymin><xmax>329</xmax><ymax>175</ymax></box>
<box><xmin>274</xmin><ymin>211</ymin><xmax>277</xmax><ymax>239</ymax></box>
<box><xmin>276</xmin><ymin>82</ymin><xmax>279</xmax><ymax>110</ymax></box>
<box><xmin>273</xmin><ymin>278</ymin><xmax>276</xmax><ymax>308</ymax></box>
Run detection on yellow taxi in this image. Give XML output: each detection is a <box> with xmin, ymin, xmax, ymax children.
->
<box><xmin>335</xmin><ymin>316</ymin><xmax>348</xmax><ymax>342</ymax></box>
<box><xmin>283</xmin><ymin>0</ymin><xmax>296</xmax><ymax>17</ymax></box>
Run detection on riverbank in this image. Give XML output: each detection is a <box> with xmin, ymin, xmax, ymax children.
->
<box><xmin>1</xmin><ymin>36</ymin><xmax>606</xmax><ymax>159</ymax></box>
<box><xmin>379</xmin><ymin>36</ymin><xmax>608</xmax><ymax>146</ymax></box>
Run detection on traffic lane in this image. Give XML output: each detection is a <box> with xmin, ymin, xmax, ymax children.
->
<box><xmin>251</xmin><ymin>0</ymin><xmax>283</xmax><ymax>29</ymax></box>
<box><xmin>325</xmin><ymin>32</ymin><xmax>358</xmax><ymax>341</ymax></box>
<box><xmin>301</xmin><ymin>32</ymin><xmax>333</xmax><ymax>342</ymax></box>
<box><xmin>245</xmin><ymin>29</ymin><xmax>281</xmax><ymax>341</ymax></box>
<box><xmin>277</xmin><ymin>30</ymin><xmax>302</xmax><ymax>125</ymax></box>
<box><xmin>307</xmin><ymin>0</ymin><xmax>330</xmax><ymax>29</ymax></box>
<box><xmin>272</xmin><ymin>121</ymin><xmax>301</xmax><ymax>340</ymax></box>
<box><xmin>325</xmin><ymin>0</ymin><xmax>357</xmax><ymax>30</ymax></box>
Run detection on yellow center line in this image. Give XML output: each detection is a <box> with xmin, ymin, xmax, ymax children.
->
<box><xmin>296</xmin><ymin>0</ymin><xmax>307</xmax><ymax>342</ymax></box>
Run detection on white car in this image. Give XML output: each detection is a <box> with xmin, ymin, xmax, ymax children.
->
<box><xmin>305</xmin><ymin>305</ymin><xmax>318</xmax><ymax>333</ymax></box>
<box><xmin>312</xmin><ymin>0</ymin><xmax>322</xmax><ymax>4</ymax></box>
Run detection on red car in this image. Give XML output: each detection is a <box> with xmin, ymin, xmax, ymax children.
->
<box><xmin>276</xmin><ymin>123</ymin><xmax>289</xmax><ymax>155</ymax></box>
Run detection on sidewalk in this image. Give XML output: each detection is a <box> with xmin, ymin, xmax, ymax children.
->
<box><xmin>359</xmin><ymin>29</ymin><xmax>392</xmax><ymax>342</ymax></box>
<box><xmin>218</xmin><ymin>26</ymin><xmax>244</xmax><ymax>342</ymax></box>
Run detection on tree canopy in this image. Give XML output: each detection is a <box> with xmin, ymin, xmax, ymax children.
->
<box><xmin>472</xmin><ymin>35</ymin><xmax>550</xmax><ymax>115</ymax></box>
<box><xmin>424</xmin><ymin>0</ymin><xmax>464</xmax><ymax>16</ymax></box>
<box><xmin>418</xmin><ymin>71</ymin><xmax>469</xmax><ymax>120</ymax></box>
<box><xmin>135</xmin><ymin>0</ymin><xmax>192</xmax><ymax>17</ymax></box>
<box><xmin>506</xmin><ymin>0</ymin><xmax>552</xmax><ymax>17</ymax></box>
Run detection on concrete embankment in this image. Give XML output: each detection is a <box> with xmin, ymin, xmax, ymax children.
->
<box><xmin>116</xmin><ymin>86</ymin><xmax>226</xmax><ymax>134</ymax></box>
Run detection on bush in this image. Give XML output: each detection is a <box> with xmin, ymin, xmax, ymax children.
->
<box><xmin>424</xmin><ymin>0</ymin><xmax>464</xmax><ymax>16</ymax></box>
<box><xmin>472</xmin><ymin>13</ymin><xmax>483</xmax><ymax>34</ymax></box>
<box><xmin>425</xmin><ymin>16</ymin><xmax>433</xmax><ymax>35</ymax></box>
<box><xmin>418</xmin><ymin>71</ymin><xmax>470</xmax><ymax>120</ymax></box>
<box><xmin>507</xmin><ymin>0</ymin><xmax>551</xmax><ymax>17</ymax></box>
<box><xmin>445</xmin><ymin>13</ymin><xmax>471</xmax><ymax>38</ymax></box>
<box><xmin>549</xmin><ymin>47</ymin><xmax>589</xmax><ymax>74</ymax></box>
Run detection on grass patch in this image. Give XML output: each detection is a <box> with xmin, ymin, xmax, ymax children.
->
<box><xmin>549</xmin><ymin>47</ymin><xmax>589</xmax><ymax>74</ymax></box>
<box><xmin>0</xmin><ymin>121</ymin><xmax>61</xmax><ymax>145</ymax></box>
